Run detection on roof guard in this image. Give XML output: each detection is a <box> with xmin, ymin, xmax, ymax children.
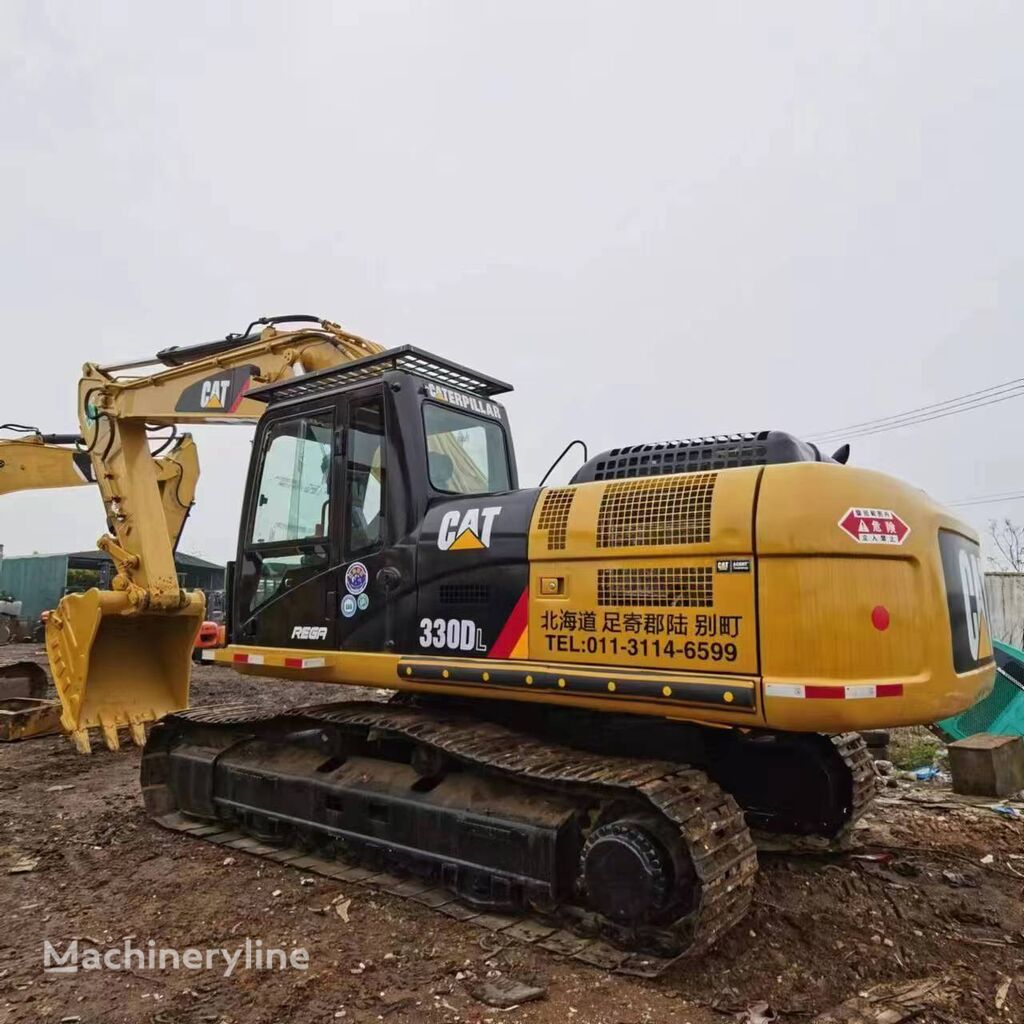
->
<box><xmin>249</xmin><ymin>345</ymin><xmax>514</xmax><ymax>404</ymax></box>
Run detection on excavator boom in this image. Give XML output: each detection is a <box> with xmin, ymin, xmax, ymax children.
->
<box><xmin>41</xmin><ymin>317</ymin><xmax>383</xmax><ymax>751</ymax></box>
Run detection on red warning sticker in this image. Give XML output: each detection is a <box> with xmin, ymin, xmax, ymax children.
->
<box><xmin>838</xmin><ymin>508</ymin><xmax>910</xmax><ymax>546</ymax></box>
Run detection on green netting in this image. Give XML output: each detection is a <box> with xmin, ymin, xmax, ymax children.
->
<box><xmin>0</xmin><ymin>554</ymin><xmax>69</xmax><ymax>621</ymax></box>
<box><xmin>936</xmin><ymin>639</ymin><xmax>1024</xmax><ymax>741</ymax></box>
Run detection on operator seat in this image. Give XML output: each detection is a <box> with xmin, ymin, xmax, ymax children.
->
<box><xmin>429</xmin><ymin>451</ymin><xmax>456</xmax><ymax>493</ymax></box>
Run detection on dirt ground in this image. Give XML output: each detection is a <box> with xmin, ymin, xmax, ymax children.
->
<box><xmin>2</xmin><ymin>646</ymin><xmax>1023</xmax><ymax>1024</ymax></box>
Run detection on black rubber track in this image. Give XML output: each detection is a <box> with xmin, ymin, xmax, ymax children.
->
<box><xmin>143</xmin><ymin>700</ymin><xmax>759</xmax><ymax>976</ymax></box>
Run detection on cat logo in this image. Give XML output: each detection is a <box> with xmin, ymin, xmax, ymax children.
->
<box><xmin>175</xmin><ymin>365</ymin><xmax>257</xmax><ymax>415</ymax></box>
<box><xmin>200</xmin><ymin>379</ymin><xmax>232</xmax><ymax>409</ymax></box>
<box><xmin>425</xmin><ymin>382</ymin><xmax>502</xmax><ymax>420</ymax></box>
<box><xmin>437</xmin><ymin>506</ymin><xmax>502</xmax><ymax>551</ymax></box>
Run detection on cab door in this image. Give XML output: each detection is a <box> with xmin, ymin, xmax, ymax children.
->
<box><xmin>332</xmin><ymin>386</ymin><xmax>391</xmax><ymax>652</ymax></box>
<box><xmin>234</xmin><ymin>405</ymin><xmax>337</xmax><ymax>649</ymax></box>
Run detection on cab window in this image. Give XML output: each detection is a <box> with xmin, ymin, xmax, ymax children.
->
<box><xmin>250</xmin><ymin>413</ymin><xmax>333</xmax><ymax>544</ymax></box>
<box><xmin>423</xmin><ymin>403</ymin><xmax>510</xmax><ymax>495</ymax></box>
<box><xmin>346</xmin><ymin>395</ymin><xmax>385</xmax><ymax>554</ymax></box>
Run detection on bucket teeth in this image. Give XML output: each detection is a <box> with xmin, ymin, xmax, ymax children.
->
<box><xmin>46</xmin><ymin>587</ymin><xmax>202</xmax><ymax>754</ymax></box>
<box><xmin>70</xmin><ymin>729</ymin><xmax>92</xmax><ymax>755</ymax></box>
<box><xmin>68</xmin><ymin>719</ymin><xmax>148</xmax><ymax>753</ymax></box>
<box><xmin>101</xmin><ymin>721</ymin><xmax>121</xmax><ymax>751</ymax></box>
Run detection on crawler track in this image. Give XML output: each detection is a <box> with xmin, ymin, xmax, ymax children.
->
<box><xmin>143</xmin><ymin>701</ymin><xmax>759</xmax><ymax>976</ymax></box>
<box><xmin>750</xmin><ymin>732</ymin><xmax>877</xmax><ymax>852</ymax></box>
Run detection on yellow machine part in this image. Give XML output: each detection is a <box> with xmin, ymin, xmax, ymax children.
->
<box><xmin>527</xmin><ymin>462</ymin><xmax>993</xmax><ymax>732</ymax></box>
<box><xmin>0</xmin><ymin>437</ymin><xmax>90</xmax><ymax>495</ymax></box>
<box><xmin>45</xmin><ymin>589</ymin><xmax>205</xmax><ymax>753</ymax></box>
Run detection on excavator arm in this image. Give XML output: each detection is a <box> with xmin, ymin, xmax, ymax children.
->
<box><xmin>0</xmin><ymin>429</ymin><xmax>94</xmax><ymax>495</ymax></box>
<box><xmin>44</xmin><ymin>316</ymin><xmax>383</xmax><ymax>751</ymax></box>
<box><xmin>1</xmin><ymin>428</ymin><xmax>200</xmax><ymax>552</ymax></box>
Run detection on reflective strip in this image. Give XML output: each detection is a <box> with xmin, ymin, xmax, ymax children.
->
<box><xmin>766</xmin><ymin>682</ymin><xmax>904</xmax><ymax>699</ymax></box>
<box><xmin>201</xmin><ymin>649</ymin><xmax>217</xmax><ymax>661</ymax></box>
<box><xmin>875</xmin><ymin>683</ymin><xmax>904</xmax><ymax>697</ymax></box>
<box><xmin>232</xmin><ymin>653</ymin><xmax>265</xmax><ymax>665</ymax></box>
<box><xmin>765</xmin><ymin>683</ymin><xmax>806</xmax><ymax>699</ymax></box>
<box><xmin>805</xmin><ymin>685</ymin><xmax>844</xmax><ymax>699</ymax></box>
<box><xmin>283</xmin><ymin>657</ymin><xmax>326</xmax><ymax>669</ymax></box>
<box><xmin>844</xmin><ymin>685</ymin><xmax>877</xmax><ymax>700</ymax></box>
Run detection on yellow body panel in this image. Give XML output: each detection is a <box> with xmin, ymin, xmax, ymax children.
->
<box><xmin>518</xmin><ymin>461</ymin><xmax>993</xmax><ymax>732</ymax></box>
<box><xmin>756</xmin><ymin>463</ymin><xmax>993</xmax><ymax>730</ymax></box>
<box><xmin>529</xmin><ymin>468</ymin><xmax>759</xmax><ymax>674</ymax></box>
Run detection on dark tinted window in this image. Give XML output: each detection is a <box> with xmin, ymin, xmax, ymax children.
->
<box><xmin>347</xmin><ymin>395</ymin><xmax>385</xmax><ymax>554</ymax></box>
<box><xmin>423</xmin><ymin>404</ymin><xmax>510</xmax><ymax>494</ymax></box>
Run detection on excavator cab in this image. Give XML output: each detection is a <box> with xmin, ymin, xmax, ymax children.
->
<box><xmin>230</xmin><ymin>346</ymin><xmax>521</xmax><ymax>657</ymax></box>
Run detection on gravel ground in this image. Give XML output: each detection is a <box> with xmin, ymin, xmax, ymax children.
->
<box><xmin>2</xmin><ymin>647</ymin><xmax>1023</xmax><ymax>1024</ymax></box>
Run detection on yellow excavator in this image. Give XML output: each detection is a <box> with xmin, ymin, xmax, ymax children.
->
<box><xmin>12</xmin><ymin>315</ymin><xmax>997</xmax><ymax>972</ymax></box>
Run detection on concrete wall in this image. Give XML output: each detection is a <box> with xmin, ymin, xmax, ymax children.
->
<box><xmin>986</xmin><ymin>572</ymin><xmax>1024</xmax><ymax>650</ymax></box>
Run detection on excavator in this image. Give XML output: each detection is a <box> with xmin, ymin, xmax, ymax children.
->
<box><xmin>11</xmin><ymin>315</ymin><xmax>998</xmax><ymax>973</ymax></box>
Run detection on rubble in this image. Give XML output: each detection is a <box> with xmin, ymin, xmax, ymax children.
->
<box><xmin>811</xmin><ymin>977</ymin><xmax>953</xmax><ymax>1023</ymax></box>
<box><xmin>466</xmin><ymin>975</ymin><xmax>547</xmax><ymax>1008</ymax></box>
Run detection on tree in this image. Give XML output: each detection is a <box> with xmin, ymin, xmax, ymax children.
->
<box><xmin>65</xmin><ymin>568</ymin><xmax>100</xmax><ymax>592</ymax></box>
<box><xmin>988</xmin><ymin>518</ymin><xmax>1024</xmax><ymax>572</ymax></box>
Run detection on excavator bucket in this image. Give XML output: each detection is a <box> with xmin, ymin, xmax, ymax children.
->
<box><xmin>46</xmin><ymin>588</ymin><xmax>205</xmax><ymax>753</ymax></box>
<box><xmin>0</xmin><ymin>660</ymin><xmax>62</xmax><ymax>741</ymax></box>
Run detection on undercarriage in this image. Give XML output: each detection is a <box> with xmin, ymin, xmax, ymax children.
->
<box><xmin>142</xmin><ymin>699</ymin><xmax>874</xmax><ymax>974</ymax></box>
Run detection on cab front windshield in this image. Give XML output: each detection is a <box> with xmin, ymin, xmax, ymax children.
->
<box><xmin>424</xmin><ymin>403</ymin><xmax>510</xmax><ymax>495</ymax></box>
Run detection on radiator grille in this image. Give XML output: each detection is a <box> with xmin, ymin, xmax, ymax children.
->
<box><xmin>439</xmin><ymin>584</ymin><xmax>490</xmax><ymax>605</ymax></box>
<box><xmin>597</xmin><ymin>567</ymin><xmax>714</xmax><ymax>607</ymax></box>
<box><xmin>596</xmin><ymin>474</ymin><xmax>715</xmax><ymax>548</ymax></box>
<box><xmin>537</xmin><ymin>488</ymin><xmax>575</xmax><ymax>550</ymax></box>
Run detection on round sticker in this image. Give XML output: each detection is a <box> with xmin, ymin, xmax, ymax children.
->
<box><xmin>340</xmin><ymin>594</ymin><xmax>357</xmax><ymax>618</ymax></box>
<box><xmin>345</xmin><ymin>561</ymin><xmax>369</xmax><ymax>595</ymax></box>
<box><xmin>356</xmin><ymin>593</ymin><xmax>369</xmax><ymax>611</ymax></box>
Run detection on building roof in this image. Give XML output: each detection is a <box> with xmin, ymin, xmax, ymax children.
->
<box><xmin>62</xmin><ymin>550</ymin><xmax>224</xmax><ymax>570</ymax></box>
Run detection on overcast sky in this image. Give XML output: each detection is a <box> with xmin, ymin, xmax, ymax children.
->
<box><xmin>2</xmin><ymin>2</ymin><xmax>1021</xmax><ymax>565</ymax></box>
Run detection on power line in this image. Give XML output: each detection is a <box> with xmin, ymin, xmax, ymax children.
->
<box><xmin>813</xmin><ymin>384</ymin><xmax>1024</xmax><ymax>442</ymax></box>
<box><xmin>813</xmin><ymin>375</ymin><xmax>1024</xmax><ymax>438</ymax></box>
<box><xmin>809</xmin><ymin>376</ymin><xmax>1024</xmax><ymax>443</ymax></box>
<box><xmin>945</xmin><ymin>491</ymin><xmax>1024</xmax><ymax>509</ymax></box>
<box><xmin>825</xmin><ymin>388</ymin><xmax>1024</xmax><ymax>442</ymax></box>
